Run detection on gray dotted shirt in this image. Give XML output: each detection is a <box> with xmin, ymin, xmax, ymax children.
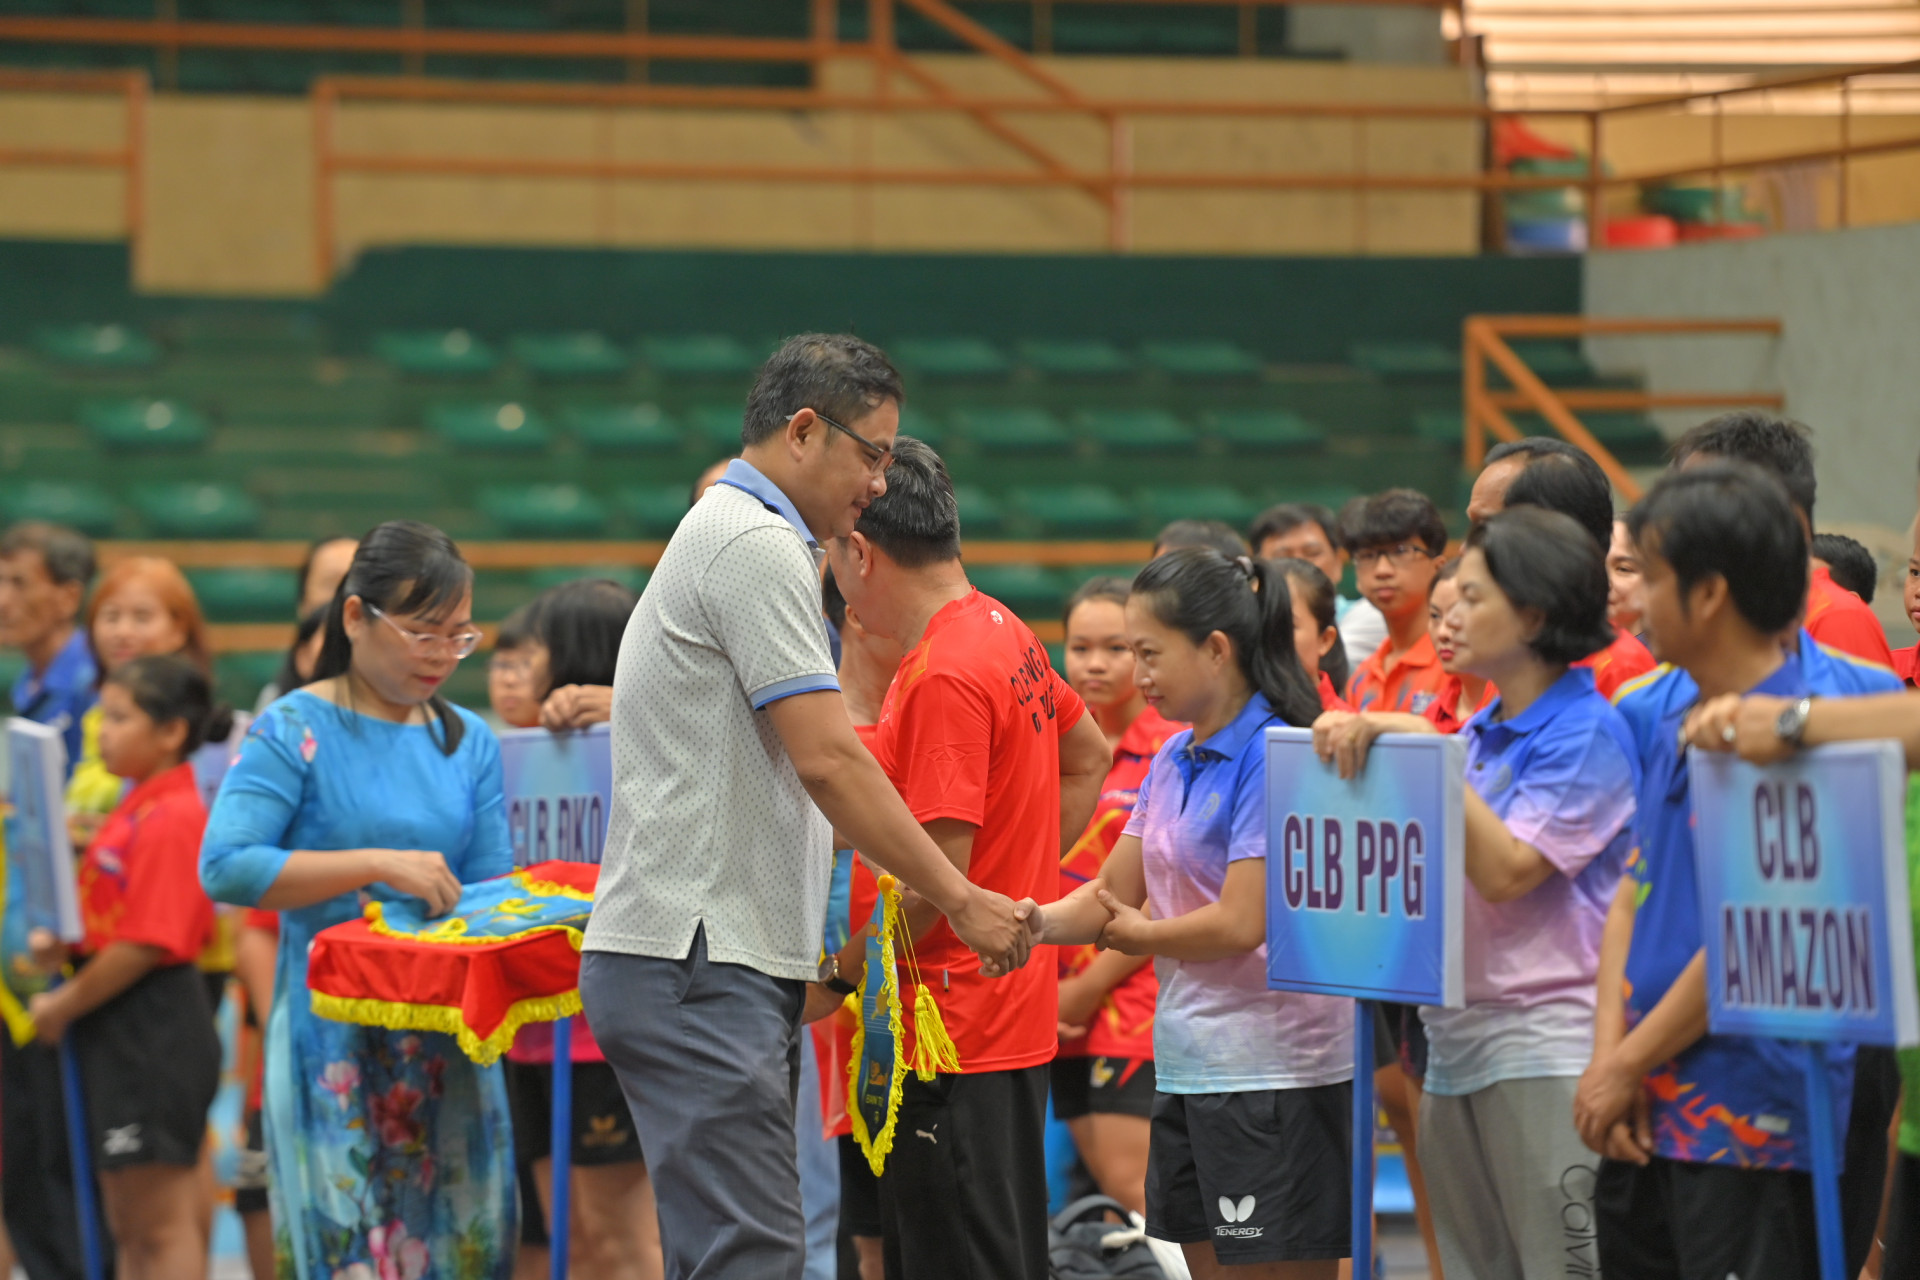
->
<box><xmin>583</xmin><ymin>466</ymin><xmax>840</xmax><ymax>981</ymax></box>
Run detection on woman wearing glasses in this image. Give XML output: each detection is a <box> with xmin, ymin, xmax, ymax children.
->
<box><xmin>200</xmin><ymin>520</ymin><xmax>518</xmax><ymax>1280</ymax></box>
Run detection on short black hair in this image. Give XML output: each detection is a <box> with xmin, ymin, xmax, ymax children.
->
<box><xmin>1627</xmin><ymin>460</ymin><xmax>1808</xmax><ymax>635</ymax></box>
<box><xmin>523</xmin><ymin>578</ymin><xmax>639</xmax><ymax>695</ymax></box>
<box><xmin>852</xmin><ymin>436</ymin><xmax>961</xmax><ymax>568</ymax></box>
<box><xmin>1247</xmin><ymin>503</ymin><xmax>1337</xmax><ymax>555</ymax></box>
<box><xmin>1465</xmin><ymin>507</ymin><xmax>1615</xmax><ymax>665</ymax></box>
<box><xmin>741</xmin><ymin>334</ymin><xmax>903</xmax><ymax>448</ymax></box>
<box><xmin>106</xmin><ymin>653</ymin><xmax>231</xmax><ymax>757</ymax></box>
<box><xmin>821</xmin><ymin>565</ymin><xmax>848</xmax><ymax>631</ymax></box>
<box><xmin>1502</xmin><ymin>449</ymin><xmax>1613</xmax><ymax>548</ymax></box>
<box><xmin>1152</xmin><ymin>520</ymin><xmax>1248</xmax><ymax>559</ymax></box>
<box><xmin>0</xmin><ymin>521</ymin><xmax>95</xmax><ymax>588</ymax></box>
<box><xmin>1811</xmin><ymin>532</ymin><xmax>1877</xmax><ymax>605</ymax></box>
<box><xmin>1485</xmin><ymin>435</ymin><xmax>1588</xmax><ymax>469</ymax></box>
<box><xmin>1672</xmin><ymin>411</ymin><xmax>1817</xmax><ymax>521</ymax></box>
<box><xmin>1063</xmin><ymin>575</ymin><xmax>1131</xmax><ymax>628</ymax></box>
<box><xmin>495</xmin><ymin>604</ymin><xmax>532</xmax><ymax>652</ymax></box>
<box><xmin>1339</xmin><ymin>489</ymin><xmax>1447</xmax><ymax>556</ymax></box>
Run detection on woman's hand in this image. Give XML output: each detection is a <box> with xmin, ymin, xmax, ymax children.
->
<box><xmin>1093</xmin><ymin>889</ymin><xmax>1154</xmax><ymax>956</ymax></box>
<box><xmin>27</xmin><ymin>928</ymin><xmax>68</xmax><ymax>977</ymax></box>
<box><xmin>28</xmin><ymin>989</ymin><xmax>73</xmax><ymax>1045</ymax></box>
<box><xmin>65</xmin><ymin>812</ymin><xmax>104</xmax><ymax>852</ymax></box>
<box><xmin>540</xmin><ymin>685</ymin><xmax>614</xmax><ymax>732</ymax></box>
<box><xmin>1056</xmin><ymin>972</ymin><xmax>1103</xmax><ymax>1040</ymax></box>
<box><xmin>372</xmin><ymin>850</ymin><xmax>464</xmax><ymax>918</ymax></box>
<box><xmin>1312</xmin><ymin>711</ymin><xmax>1385</xmax><ymax>780</ymax></box>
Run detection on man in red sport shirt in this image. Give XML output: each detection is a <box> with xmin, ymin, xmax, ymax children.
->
<box><xmin>825</xmin><ymin>437</ymin><xmax>1111</xmax><ymax>1280</ymax></box>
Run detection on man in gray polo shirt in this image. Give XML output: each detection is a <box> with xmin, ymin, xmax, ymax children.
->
<box><xmin>581</xmin><ymin>334</ymin><xmax>1034</xmax><ymax>1280</ymax></box>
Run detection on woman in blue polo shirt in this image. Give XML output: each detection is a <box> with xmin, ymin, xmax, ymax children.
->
<box><xmin>1035</xmin><ymin>547</ymin><xmax>1354</xmax><ymax>1277</ymax></box>
<box><xmin>1315</xmin><ymin>506</ymin><xmax>1638</xmax><ymax>1280</ymax></box>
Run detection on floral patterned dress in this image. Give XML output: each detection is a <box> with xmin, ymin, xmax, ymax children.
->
<box><xmin>200</xmin><ymin>690</ymin><xmax>516</xmax><ymax>1280</ymax></box>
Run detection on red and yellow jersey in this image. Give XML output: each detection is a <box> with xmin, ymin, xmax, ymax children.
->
<box><xmin>1577</xmin><ymin>627</ymin><xmax>1657</xmax><ymax>703</ymax></box>
<box><xmin>1805</xmin><ymin>564</ymin><xmax>1896</xmax><ymax>669</ymax></box>
<box><xmin>79</xmin><ymin>762</ymin><xmax>214</xmax><ymax>966</ymax></box>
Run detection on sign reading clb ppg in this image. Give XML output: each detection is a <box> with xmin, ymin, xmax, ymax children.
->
<box><xmin>1691</xmin><ymin>742</ymin><xmax>1919</xmax><ymax>1047</ymax></box>
<box><xmin>1263</xmin><ymin>728</ymin><xmax>1466</xmax><ymax>1007</ymax></box>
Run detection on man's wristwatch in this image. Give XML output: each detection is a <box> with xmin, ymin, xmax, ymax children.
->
<box><xmin>1775</xmin><ymin>696</ymin><xmax>1815</xmax><ymax>748</ymax></box>
<box><xmin>817</xmin><ymin>954</ymin><xmax>857</xmax><ymax>997</ymax></box>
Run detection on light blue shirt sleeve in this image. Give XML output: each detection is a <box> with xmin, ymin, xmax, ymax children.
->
<box><xmin>1497</xmin><ymin>720</ymin><xmax>1638</xmax><ymax>879</ymax></box>
<box><xmin>199</xmin><ymin>707</ymin><xmax>304</xmax><ymax>907</ymax></box>
<box><xmin>1227</xmin><ymin>749</ymin><xmax>1269</xmax><ymax>864</ymax></box>
<box><xmin>1121</xmin><ymin>755</ymin><xmax>1159</xmax><ymax>840</ymax></box>
<box><xmin>459</xmin><ymin>716</ymin><xmax>514</xmax><ymax>883</ymax></box>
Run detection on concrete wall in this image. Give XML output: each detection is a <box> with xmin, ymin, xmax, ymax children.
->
<box><xmin>1584</xmin><ymin>222</ymin><xmax>1920</xmax><ymax>628</ymax></box>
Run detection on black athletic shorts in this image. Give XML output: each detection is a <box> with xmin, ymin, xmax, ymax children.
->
<box><xmin>72</xmin><ymin>963</ymin><xmax>220</xmax><ymax>1170</ymax></box>
<box><xmin>838</xmin><ymin>1133</ymin><xmax>883</xmax><ymax>1239</ymax></box>
<box><xmin>1596</xmin><ymin>1155</ymin><xmax>1823</xmax><ymax>1280</ymax></box>
<box><xmin>1050</xmin><ymin>1055</ymin><xmax>1156</xmax><ymax>1120</ymax></box>
<box><xmin>506</xmin><ymin>1059</ymin><xmax>643</xmax><ymax>1167</ymax></box>
<box><xmin>1145</xmin><ymin>1085</ymin><xmax>1352</xmax><ymax>1266</ymax></box>
<box><xmin>1842</xmin><ymin>1045</ymin><xmax>1901</xmax><ymax>1277</ymax></box>
<box><xmin>878</xmin><ymin>1065</ymin><xmax>1050</xmax><ymax>1280</ymax></box>
<box><xmin>1883</xmin><ymin>1152</ymin><xmax>1920</xmax><ymax>1280</ymax></box>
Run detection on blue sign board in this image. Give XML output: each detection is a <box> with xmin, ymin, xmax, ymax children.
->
<box><xmin>6</xmin><ymin>717</ymin><xmax>83</xmax><ymax>943</ymax></box>
<box><xmin>1264</xmin><ymin>727</ymin><xmax>1466</xmax><ymax>1007</ymax></box>
<box><xmin>499</xmin><ymin>724</ymin><xmax>613</xmax><ymax>868</ymax></box>
<box><xmin>1690</xmin><ymin>742</ymin><xmax>1919</xmax><ymax>1048</ymax></box>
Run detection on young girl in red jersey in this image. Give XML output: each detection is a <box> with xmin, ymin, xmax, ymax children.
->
<box><xmin>1269</xmin><ymin>559</ymin><xmax>1350</xmax><ymax>712</ymax></box>
<box><xmin>29</xmin><ymin>654</ymin><xmax>223</xmax><ymax>1280</ymax></box>
<box><xmin>1054</xmin><ymin>577</ymin><xmax>1183</xmax><ymax>1217</ymax></box>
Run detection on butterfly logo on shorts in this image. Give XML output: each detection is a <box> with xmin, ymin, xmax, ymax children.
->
<box><xmin>1218</xmin><ymin>1196</ymin><xmax>1255</xmax><ymax>1224</ymax></box>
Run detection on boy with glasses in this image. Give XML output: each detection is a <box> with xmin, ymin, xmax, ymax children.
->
<box><xmin>1340</xmin><ymin>489</ymin><xmax>1450</xmax><ymax>714</ymax></box>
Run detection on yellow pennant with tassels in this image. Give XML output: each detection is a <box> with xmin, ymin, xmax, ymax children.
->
<box><xmin>846</xmin><ymin>874</ymin><xmax>962</xmax><ymax>1176</ymax></box>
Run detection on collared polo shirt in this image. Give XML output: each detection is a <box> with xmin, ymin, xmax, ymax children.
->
<box><xmin>1576</xmin><ymin>627</ymin><xmax>1657</xmax><ymax>702</ymax></box>
<box><xmin>1347</xmin><ymin>632</ymin><xmax>1448</xmax><ymax>715</ymax></box>
<box><xmin>1123</xmin><ymin>691</ymin><xmax>1353</xmax><ymax>1093</ymax></box>
<box><xmin>1806</xmin><ymin>563</ymin><xmax>1896</xmax><ymax>669</ymax></box>
<box><xmin>11</xmin><ymin>627</ymin><xmax>97</xmax><ymax>771</ymax></box>
<box><xmin>583</xmin><ymin>459</ymin><xmax>843</xmax><ymax>982</ymax></box>
<box><xmin>1420</xmin><ymin>668</ymin><xmax>1638</xmax><ymax>1096</ymax></box>
<box><xmin>1617</xmin><ymin>649</ymin><xmax>1900</xmax><ymax>1169</ymax></box>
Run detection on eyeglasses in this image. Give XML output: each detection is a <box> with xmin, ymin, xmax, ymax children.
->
<box><xmin>488</xmin><ymin>654</ymin><xmax>534</xmax><ymax>678</ymax></box>
<box><xmin>367</xmin><ymin>604</ymin><xmax>483</xmax><ymax>660</ymax></box>
<box><xmin>811</xmin><ymin>410</ymin><xmax>893</xmax><ymax>476</ymax></box>
<box><xmin>1353</xmin><ymin>543</ymin><xmax>1434</xmax><ymax>570</ymax></box>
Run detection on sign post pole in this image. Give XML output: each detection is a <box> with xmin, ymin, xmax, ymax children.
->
<box><xmin>57</xmin><ymin>1031</ymin><xmax>104</xmax><ymax>1280</ymax></box>
<box><xmin>549</xmin><ymin>1015</ymin><xmax>573</xmax><ymax>1280</ymax></box>
<box><xmin>1802</xmin><ymin>1046</ymin><xmax>1846</xmax><ymax>1280</ymax></box>
<box><xmin>1351</xmin><ymin>1000</ymin><xmax>1375</xmax><ymax>1280</ymax></box>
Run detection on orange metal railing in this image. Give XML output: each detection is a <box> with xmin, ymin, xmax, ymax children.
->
<box><xmin>0</xmin><ymin>68</ymin><xmax>147</xmax><ymax>270</ymax></box>
<box><xmin>1462</xmin><ymin>315</ymin><xmax>1786</xmax><ymax>502</ymax></box>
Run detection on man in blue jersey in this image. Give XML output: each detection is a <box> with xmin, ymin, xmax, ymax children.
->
<box><xmin>1573</xmin><ymin>462</ymin><xmax>1902</xmax><ymax>1280</ymax></box>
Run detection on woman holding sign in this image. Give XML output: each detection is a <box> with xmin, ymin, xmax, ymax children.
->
<box><xmin>1033</xmin><ymin>548</ymin><xmax>1354</xmax><ymax>1279</ymax></box>
<box><xmin>199</xmin><ymin>521</ymin><xmax>518</xmax><ymax>1280</ymax></box>
<box><xmin>1313</xmin><ymin>507</ymin><xmax>1637</xmax><ymax>1280</ymax></box>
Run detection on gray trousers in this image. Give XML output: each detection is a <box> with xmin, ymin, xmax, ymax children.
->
<box><xmin>1417</xmin><ymin>1076</ymin><xmax>1601</xmax><ymax>1280</ymax></box>
<box><xmin>582</xmin><ymin>928</ymin><xmax>808</xmax><ymax>1280</ymax></box>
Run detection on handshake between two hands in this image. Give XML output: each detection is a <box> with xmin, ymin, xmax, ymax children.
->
<box><xmin>961</xmin><ymin>880</ymin><xmax>1153</xmax><ymax>979</ymax></box>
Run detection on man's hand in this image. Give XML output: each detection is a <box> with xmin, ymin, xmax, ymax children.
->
<box><xmin>1682</xmin><ymin>693</ymin><xmax>1793</xmax><ymax>763</ymax></box>
<box><xmin>949</xmin><ymin>887</ymin><xmax>1033</xmax><ymax>978</ymax></box>
<box><xmin>803</xmin><ymin>983</ymin><xmax>851</xmax><ymax>1024</ymax></box>
<box><xmin>1574</xmin><ymin>1049</ymin><xmax>1652</xmax><ymax>1163</ymax></box>
<box><xmin>27</xmin><ymin>927</ymin><xmax>68</xmax><ymax>977</ymax></box>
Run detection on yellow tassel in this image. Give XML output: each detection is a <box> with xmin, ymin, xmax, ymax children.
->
<box><xmin>909</xmin><ymin>983</ymin><xmax>962</xmax><ymax>1080</ymax></box>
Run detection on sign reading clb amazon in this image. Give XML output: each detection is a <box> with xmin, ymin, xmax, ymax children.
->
<box><xmin>1691</xmin><ymin>741</ymin><xmax>1919</xmax><ymax>1047</ymax></box>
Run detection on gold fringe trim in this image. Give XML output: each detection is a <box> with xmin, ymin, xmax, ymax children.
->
<box><xmin>846</xmin><ymin>879</ymin><xmax>911</xmax><ymax>1178</ymax></box>
<box><xmin>362</xmin><ymin>901</ymin><xmax>587</xmax><ymax>949</ymax></box>
<box><xmin>308</xmin><ymin>988</ymin><xmax>581</xmax><ymax>1066</ymax></box>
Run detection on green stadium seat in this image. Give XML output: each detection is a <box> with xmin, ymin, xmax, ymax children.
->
<box><xmin>1018</xmin><ymin>339</ymin><xmax>1133</xmax><ymax>379</ymax></box>
<box><xmin>890</xmin><ymin>338</ymin><xmax>1012</xmax><ymax>381</ymax></box>
<box><xmin>479</xmin><ymin>484</ymin><xmax>610</xmax><ymax>538</ymax></box>
<box><xmin>684</xmin><ymin>404</ymin><xmax>745</xmax><ymax>453</ymax></box>
<box><xmin>948</xmin><ymin>406</ymin><xmax>1073</xmax><ymax>455</ymax></box>
<box><xmin>1137</xmin><ymin>485</ymin><xmax>1260</xmax><ymax>531</ymax></box>
<box><xmin>187</xmin><ymin>568</ymin><xmax>297</xmax><ymax>623</ymax></box>
<box><xmin>618</xmin><ymin>485</ymin><xmax>694</xmax><ymax>538</ymax></box>
<box><xmin>427</xmin><ymin>401</ymin><xmax>551</xmax><ymax>452</ymax></box>
<box><xmin>896</xmin><ymin>406</ymin><xmax>946</xmax><ymax>449</ymax></box>
<box><xmin>1202</xmin><ymin>409</ymin><xmax>1326</xmax><ymax>454</ymax></box>
<box><xmin>529</xmin><ymin>565</ymin><xmax>649</xmax><ymax>594</ymax></box>
<box><xmin>1579</xmin><ymin>412</ymin><xmax>1666</xmax><ymax>459</ymax></box>
<box><xmin>1067</xmin><ymin>563</ymin><xmax>1145</xmax><ymax>591</ymax></box>
<box><xmin>641</xmin><ymin>335</ymin><xmax>759</xmax><ymax>378</ymax></box>
<box><xmin>34</xmin><ymin>323</ymin><xmax>161</xmax><ymax>371</ymax></box>
<box><xmin>1009</xmin><ymin>484</ymin><xmax>1135</xmax><ymax>537</ymax></box>
<box><xmin>511</xmin><ymin>332</ymin><xmax>630</xmax><ymax>379</ymax></box>
<box><xmin>130</xmin><ymin>483</ymin><xmax>262</xmax><ymax>537</ymax></box>
<box><xmin>1350</xmin><ymin>342</ymin><xmax>1461</xmax><ymax>382</ymax></box>
<box><xmin>563</xmin><ymin>403</ymin><xmax>683</xmax><ymax>454</ymax></box>
<box><xmin>968</xmin><ymin>564</ymin><xmax>1071</xmax><ymax>618</ymax></box>
<box><xmin>80</xmin><ymin>398</ymin><xmax>211</xmax><ymax>451</ymax></box>
<box><xmin>215</xmin><ymin>650</ymin><xmax>285</xmax><ymax>712</ymax></box>
<box><xmin>1140</xmin><ymin>339</ymin><xmax>1263</xmax><ymax>380</ymax></box>
<box><xmin>0</xmin><ymin>481</ymin><xmax>117</xmax><ymax>538</ymax></box>
<box><xmin>1507</xmin><ymin>341</ymin><xmax>1593</xmax><ymax>384</ymax></box>
<box><xmin>1412</xmin><ymin>409</ymin><xmax>1467</xmax><ymax>445</ymax></box>
<box><xmin>953</xmin><ymin>485</ymin><xmax>1004</xmax><ymax>536</ymax></box>
<box><xmin>374</xmin><ymin>329</ymin><xmax>499</xmax><ymax>378</ymax></box>
<box><xmin>1075</xmin><ymin>408</ymin><xmax>1195</xmax><ymax>455</ymax></box>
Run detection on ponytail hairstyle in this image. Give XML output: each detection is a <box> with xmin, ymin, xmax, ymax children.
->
<box><xmin>312</xmin><ymin>520</ymin><xmax>474</xmax><ymax>756</ymax></box>
<box><xmin>1268</xmin><ymin>557</ymin><xmax>1349</xmax><ymax>696</ymax></box>
<box><xmin>1130</xmin><ymin>548</ymin><xmax>1322</xmax><ymax>728</ymax></box>
<box><xmin>105</xmin><ymin>653</ymin><xmax>232</xmax><ymax>758</ymax></box>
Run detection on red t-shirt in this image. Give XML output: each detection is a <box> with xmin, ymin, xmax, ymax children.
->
<box><xmin>1805</xmin><ymin>564</ymin><xmax>1897</xmax><ymax>669</ymax></box>
<box><xmin>870</xmin><ymin>589</ymin><xmax>1086</xmax><ymax>1075</ymax></box>
<box><xmin>1895</xmin><ymin>645</ymin><xmax>1918</xmax><ymax>687</ymax></box>
<box><xmin>1317</xmin><ymin>671</ymin><xmax>1351</xmax><ymax>713</ymax></box>
<box><xmin>1348</xmin><ymin>632</ymin><xmax>1449</xmax><ymax>715</ymax></box>
<box><xmin>1057</xmin><ymin>706</ymin><xmax>1182</xmax><ymax>1062</ymax></box>
<box><xmin>78</xmin><ymin>762</ymin><xmax>214</xmax><ymax>966</ymax></box>
<box><xmin>1576</xmin><ymin>627</ymin><xmax>1657</xmax><ymax>703</ymax></box>
<box><xmin>1422</xmin><ymin>674</ymin><xmax>1498</xmax><ymax>734</ymax></box>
